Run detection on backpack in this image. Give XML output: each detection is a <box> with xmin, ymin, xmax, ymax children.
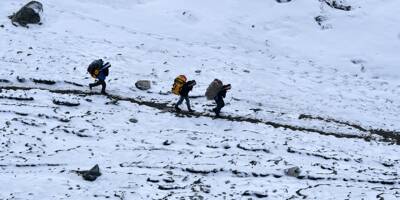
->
<box><xmin>87</xmin><ymin>59</ymin><xmax>103</xmax><ymax>78</ymax></box>
<box><xmin>171</xmin><ymin>75</ymin><xmax>187</xmax><ymax>95</ymax></box>
<box><xmin>205</xmin><ymin>79</ymin><xmax>223</xmax><ymax>100</ymax></box>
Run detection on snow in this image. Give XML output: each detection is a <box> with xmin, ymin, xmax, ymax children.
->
<box><xmin>0</xmin><ymin>0</ymin><xmax>400</xmax><ymax>199</ymax></box>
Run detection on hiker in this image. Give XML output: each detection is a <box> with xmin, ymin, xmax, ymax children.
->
<box><xmin>175</xmin><ymin>80</ymin><xmax>196</xmax><ymax>112</ymax></box>
<box><xmin>205</xmin><ymin>79</ymin><xmax>231</xmax><ymax>117</ymax></box>
<box><xmin>213</xmin><ymin>84</ymin><xmax>231</xmax><ymax>117</ymax></box>
<box><xmin>171</xmin><ymin>75</ymin><xmax>196</xmax><ymax>112</ymax></box>
<box><xmin>87</xmin><ymin>59</ymin><xmax>111</xmax><ymax>95</ymax></box>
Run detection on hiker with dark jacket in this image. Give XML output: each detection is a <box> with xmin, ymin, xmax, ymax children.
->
<box><xmin>88</xmin><ymin>59</ymin><xmax>111</xmax><ymax>95</ymax></box>
<box><xmin>213</xmin><ymin>84</ymin><xmax>231</xmax><ymax>117</ymax></box>
<box><xmin>175</xmin><ymin>80</ymin><xmax>196</xmax><ymax>112</ymax></box>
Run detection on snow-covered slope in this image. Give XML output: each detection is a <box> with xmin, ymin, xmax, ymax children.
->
<box><xmin>0</xmin><ymin>0</ymin><xmax>399</xmax><ymax>199</ymax></box>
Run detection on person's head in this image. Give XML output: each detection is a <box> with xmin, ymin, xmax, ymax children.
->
<box><xmin>188</xmin><ymin>80</ymin><xmax>197</xmax><ymax>86</ymax></box>
<box><xmin>223</xmin><ymin>84</ymin><xmax>231</xmax><ymax>90</ymax></box>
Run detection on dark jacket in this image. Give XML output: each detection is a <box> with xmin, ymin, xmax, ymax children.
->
<box><xmin>179</xmin><ymin>80</ymin><xmax>195</xmax><ymax>97</ymax></box>
<box><xmin>216</xmin><ymin>84</ymin><xmax>231</xmax><ymax>99</ymax></box>
<box><xmin>217</xmin><ymin>89</ymin><xmax>227</xmax><ymax>98</ymax></box>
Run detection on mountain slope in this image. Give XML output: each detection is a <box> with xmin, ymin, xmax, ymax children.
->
<box><xmin>0</xmin><ymin>0</ymin><xmax>399</xmax><ymax>199</ymax></box>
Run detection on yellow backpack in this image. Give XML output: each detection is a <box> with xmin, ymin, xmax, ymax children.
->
<box><xmin>91</xmin><ymin>69</ymin><xmax>100</xmax><ymax>78</ymax></box>
<box><xmin>171</xmin><ymin>75</ymin><xmax>187</xmax><ymax>95</ymax></box>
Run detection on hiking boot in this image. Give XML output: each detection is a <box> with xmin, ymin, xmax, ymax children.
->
<box><xmin>175</xmin><ymin>106</ymin><xmax>181</xmax><ymax>112</ymax></box>
<box><xmin>89</xmin><ymin>84</ymin><xmax>93</xmax><ymax>90</ymax></box>
<box><xmin>101</xmin><ymin>91</ymin><xmax>107</xmax><ymax>95</ymax></box>
<box><xmin>188</xmin><ymin>109</ymin><xmax>195</xmax><ymax>113</ymax></box>
<box><xmin>213</xmin><ymin>109</ymin><xmax>220</xmax><ymax>118</ymax></box>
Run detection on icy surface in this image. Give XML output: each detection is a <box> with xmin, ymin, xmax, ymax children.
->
<box><xmin>0</xmin><ymin>0</ymin><xmax>399</xmax><ymax>199</ymax></box>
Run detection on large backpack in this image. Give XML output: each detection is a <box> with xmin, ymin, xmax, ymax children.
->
<box><xmin>87</xmin><ymin>59</ymin><xmax>103</xmax><ymax>78</ymax></box>
<box><xmin>171</xmin><ymin>75</ymin><xmax>187</xmax><ymax>95</ymax></box>
<box><xmin>205</xmin><ymin>79</ymin><xmax>223</xmax><ymax>100</ymax></box>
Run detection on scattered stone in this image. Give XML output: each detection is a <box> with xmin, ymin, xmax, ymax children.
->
<box><xmin>163</xmin><ymin>177</ymin><xmax>175</xmax><ymax>183</ymax></box>
<box><xmin>0</xmin><ymin>96</ymin><xmax>34</xmax><ymax>101</ymax></box>
<box><xmin>76</xmin><ymin>164</ymin><xmax>102</xmax><ymax>182</ymax></box>
<box><xmin>284</xmin><ymin>166</ymin><xmax>301</xmax><ymax>177</ymax></box>
<box><xmin>0</xmin><ymin>79</ymin><xmax>10</xmax><ymax>83</ymax></box>
<box><xmin>0</xmin><ymin>24</ymin><xmax>4</xmax><ymax>28</ymax></box>
<box><xmin>53</xmin><ymin>99</ymin><xmax>80</xmax><ymax>107</ymax></box>
<box><xmin>129</xmin><ymin>118</ymin><xmax>138</xmax><ymax>123</ymax></box>
<box><xmin>323</xmin><ymin>0</ymin><xmax>351</xmax><ymax>11</ymax></box>
<box><xmin>195</xmin><ymin>70</ymin><xmax>201</xmax><ymax>74</ymax></box>
<box><xmin>163</xmin><ymin>140</ymin><xmax>173</xmax><ymax>146</ymax></box>
<box><xmin>135</xmin><ymin>80</ymin><xmax>151</xmax><ymax>90</ymax></box>
<box><xmin>8</xmin><ymin>1</ymin><xmax>43</xmax><ymax>27</ymax></box>
<box><xmin>242</xmin><ymin>190</ymin><xmax>268</xmax><ymax>198</ymax></box>
<box><xmin>147</xmin><ymin>178</ymin><xmax>159</xmax><ymax>183</ymax></box>
<box><xmin>32</xmin><ymin>79</ymin><xmax>56</xmax><ymax>85</ymax></box>
<box><xmin>276</xmin><ymin>0</ymin><xmax>292</xmax><ymax>3</ymax></box>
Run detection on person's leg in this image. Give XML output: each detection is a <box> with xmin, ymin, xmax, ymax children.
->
<box><xmin>89</xmin><ymin>80</ymin><xmax>102</xmax><ymax>89</ymax></box>
<box><xmin>214</xmin><ymin>96</ymin><xmax>222</xmax><ymax>116</ymax></box>
<box><xmin>175</xmin><ymin>96</ymin><xmax>184</xmax><ymax>110</ymax></box>
<box><xmin>89</xmin><ymin>81</ymin><xmax>101</xmax><ymax>87</ymax></box>
<box><xmin>220</xmin><ymin>98</ymin><xmax>225</xmax><ymax>109</ymax></box>
<box><xmin>184</xmin><ymin>96</ymin><xmax>193</xmax><ymax>112</ymax></box>
<box><xmin>100</xmin><ymin>80</ymin><xmax>106</xmax><ymax>94</ymax></box>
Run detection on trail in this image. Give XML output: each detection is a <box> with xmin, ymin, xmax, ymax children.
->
<box><xmin>1</xmin><ymin>84</ymin><xmax>399</xmax><ymax>145</ymax></box>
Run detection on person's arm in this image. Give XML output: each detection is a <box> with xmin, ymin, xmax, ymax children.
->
<box><xmin>221</xmin><ymin>90</ymin><xmax>227</xmax><ymax>98</ymax></box>
<box><xmin>100</xmin><ymin>62</ymin><xmax>111</xmax><ymax>71</ymax></box>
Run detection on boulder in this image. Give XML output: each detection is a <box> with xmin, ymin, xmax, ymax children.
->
<box><xmin>9</xmin><ymin>1</ymin><xmax>43</xmax><ymax>27</ymax></box>
<box><xmin>76</xmin><ymin>164</ymin><xmax>102</xmax><ymax>181</ymax></box>
<box><xmin>135</xmin><ymin>80</ymin><xmax>151</xmax><ymax>90</ymax></box>
<box><xmin>284</xmin><ymin>166</ymin><xmax>301</xmax><ymax>177</ymax></box>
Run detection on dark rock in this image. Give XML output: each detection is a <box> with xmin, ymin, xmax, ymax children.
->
<box><xmin>76</xmin><ymin>164</ymin><xmax>102</xmax><ymax>182</ymax></box>
<box><xmin>135</xmin><ymin>80</ymin><xmax>151</xmax><ymax>90</ymax></box>
<box><xmin>146</xmin><ymin>178</ymin><xmax>159</xmax><ymax>183</ymax></box>
<box><xmin>9</xmin><ymin>1</ymin><xmax>43</xmax><ymax>27</ymax></box>
<box><xmin>276</xmin><ymin>0</ymin><xmax>292</xmax><ymax>3</ymax></box>
<box><xmin>129</xmin><ymin>118</ymin><xmax>138</xmax><ymax>123</ymax></box>
<box><xmin>284</xmin><ymin>166</ymin><xmax>301</xmax><ymax>177</ymax></box>
<box><xmin>323</xmin><ymin>0</ymin><xmax>351</xmax><ymax>11</ymax></box>
<box><xmin>32</xmin><ymin>79</ymin><xmax>56</xmax><ymax>85</ymax></box>
<box><xmin>242</xmin><ymin>190</ymin><xmax>268</xmax><ymax>198</ymax></box>
<box><xmin>16</xmin><ymin>76</ymin><xmax>26</xmax><ymax>83</ymax></box>
<box><xmin>162</xmin><ymin>140</ymin><xmax>173</xmax><ymax>146</ymax></box>
<box><xmin>53</xmin><ymin>99</ymin><xmax>80</xmax><ymax>107</ymax></box>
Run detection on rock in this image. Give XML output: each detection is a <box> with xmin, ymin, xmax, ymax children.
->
<box><xmin>76</xmin><ymin>164</ymin><xmax>102</xmax><ymax>182</ymax></box>
<box><xmin>135</xmin><ymin>80</ymin><xmax>151</xmax><ymax>90</ymax></box>
<box><xmin>129</xmin><ymin>118</ymin><xmax>138</xmax><ymax>123</ymax></box>
<box><xmin>162</xmin><ymin>140</ymin><xmax>173</xmax><ymax>146</ymax></box>
<box><xmin>284</xmin><ymin>166</ymin><xmax>301</xmax><ymax>177</ymax></box>
<box><xmin>8</xmin><ymin>1</ymin><xmax>43</xmax><ymax>27</ymax></box>
<box><xmin>276</xmin><ymin>0</ymin><xmax>292</xmax><ymax>3</ymax></box>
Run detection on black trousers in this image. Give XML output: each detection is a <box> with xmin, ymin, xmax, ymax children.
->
<box><xmin>176</xmin><ymin>96</ymin><xmax>191</xmax><ymax>110</ymax></box>
<box><xmin>214</xmin><ymin>96</ymin><xmax>225</xmax><ymax>115</ymax></box>
<box><xmin>90</xmin><ymin>80</ymin><xmax>106</xmax><ymax>93</ymax></box>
